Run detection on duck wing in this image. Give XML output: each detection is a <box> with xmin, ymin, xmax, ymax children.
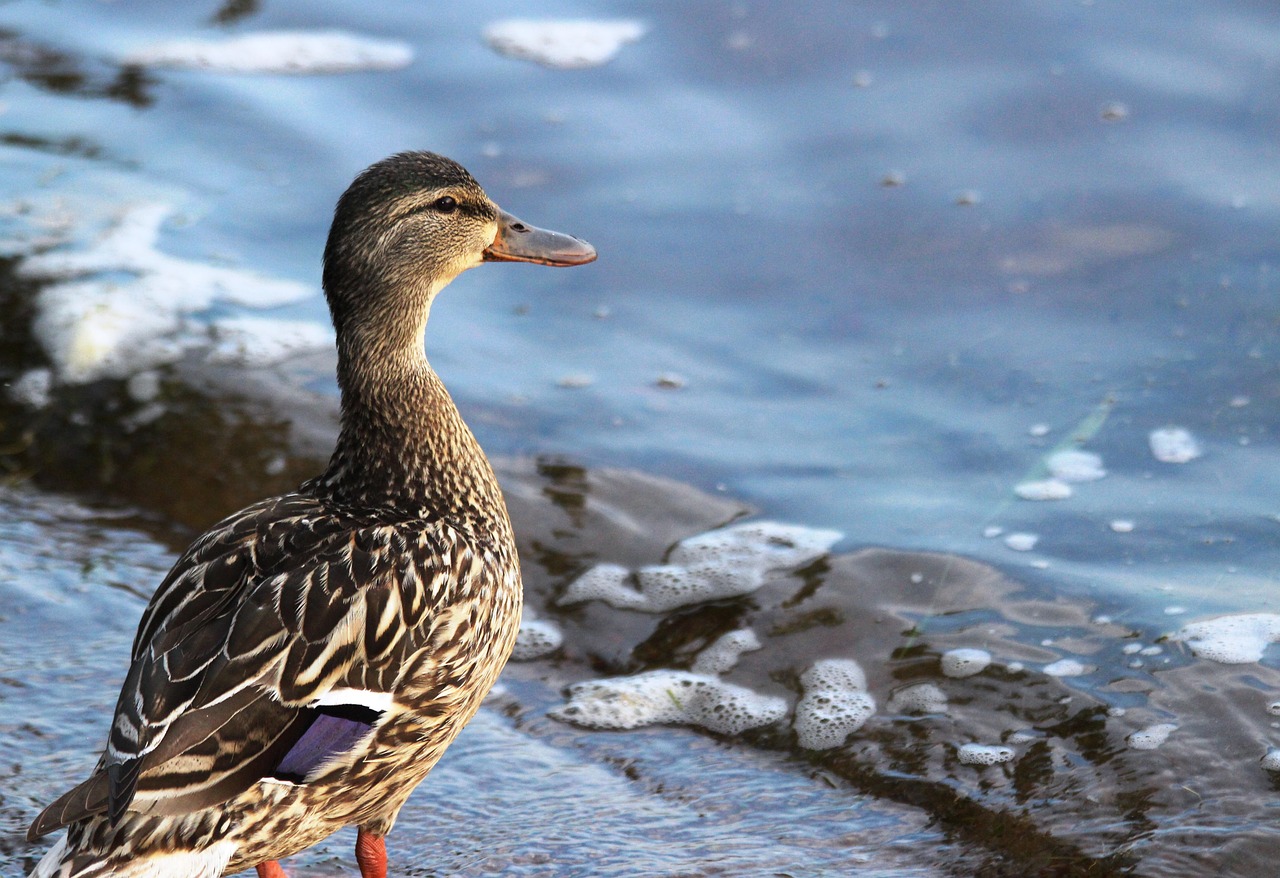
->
<box><xmin>28</xmin><ymin>491</ymin><xmax>448</xmax><ymax>840</ymax></box>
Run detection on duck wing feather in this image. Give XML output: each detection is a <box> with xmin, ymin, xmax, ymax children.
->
<box><xmin>28</xmin><ymin>491</ymin><xmax>453</xmax><ymax>840</ymax></box>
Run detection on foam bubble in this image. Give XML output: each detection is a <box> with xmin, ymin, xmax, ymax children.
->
<box><xmin>8</xmin><ymin>368</ymin><xmax>52</xmax><ymax>408</ymax></box>
<box><xmin>957</xmin><ymin>743</ymin><xmax>1015</xmax><ymax>765</ymax></box>
<box><xmin>1043</xmin><ymin>658</ymin><xmax>1090</xmax><ymax>677</ymax></box>
<box><xmin>887</xmin><ymin>683</ymin><xmax>948</xmax><ymax>715</ymax></box>
<box><xmin>1003</xmin><ymin>532</ymin><xmax>1039</xmax><ymax>552</ymax></box>
<box><xmin>484</xmin><ymin>19</ymin><xmax>646</xmax><ymax>69</ymax></box>
<box><xmin>1149</xmin><ymin>427</ymin><xmax>1202</xmax><ymax>463</ymax></box>
<box><xmin>1175</xmin><ymin>613</ymin><xmax>1280</xmax><ymax>664</ymax></box>
<box><xmin>510</xmin><ymin>617</ymin><xmax>563</xmax><ymax>661</ymax></box>
<box><xmin>691</xmin><ymin>628</ymin><xmax>762</xmax><ymax>675</ymax></box>
<box><xmin>940</xmin><ymin>648</ymin><xmax>991</xmax><ymax>678</ymax></box>
<box><xmin>22</xmin><ymin>202</ymin><xmax>314</xmax><ymax>383</ymax></box>
<box><xmin>1127</xmin><ymin>723</ymin><xmax>1177</xmax><ymax>750</ymax></box>
<box><xmin>549</xmin><ymin>670</ymin><xmax>787</xmax><ymax>736</ymax></box>
<box><xmin>1047</xmin><ymin>449</ymin><xmax>1106</xmax><ymax>482</ymax></box>
<box><xmin>126</xmin><ymin>370</ymin><xmax>161</xmax><ymax>404</ymax></box>
<box><xmin>559</xmin><ymin>563</ymin><xmax>642</xmax><ymax>609</ymax></box>
<box><xmin>1262</xmin><ymin>749</ymin><xmax>1280</xmax><ymax>772</ymax></box>
<box><xmin>1014</xmin><ymin>479</ymin><xmax>1073</xmax><ymax>501</ymax></box>
<box><xmin>794</xmin><ymin>659</ymin><xmax>876</xmax><ymax>750</ymax></box>
<box><xmin>1110</xmin><ymin>519</ymin><xmax>1135</xmax><ymax>533</ymax></box>
<box><xmin>558</xmin><ymin>521</ymin><xmax>842</xmax><ymax>613</ymax></box>
<box><xmin>124</xmin><ymin>31</ymin><xmax>413</xmax><ymax>74</ymax></box>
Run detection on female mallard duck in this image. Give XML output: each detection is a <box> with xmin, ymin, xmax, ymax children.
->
<box><xmin>27</xmin><ymin>151</ymin><xmax>596</xmax><ymax>878</ymax></box>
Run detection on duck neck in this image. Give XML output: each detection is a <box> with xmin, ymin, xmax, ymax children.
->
<box><xmin>318</xmin><ymin>325</ymin><xmax>508</xmax><ymax>530</ymax></box>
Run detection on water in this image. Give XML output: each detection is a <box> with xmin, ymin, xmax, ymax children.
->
<box><xmin>0</xmin><ymin>2</ymin><xmax>1278</xmax><ymax>875</ymax></box>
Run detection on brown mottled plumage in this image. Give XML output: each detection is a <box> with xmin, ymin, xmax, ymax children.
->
<box><xmin>27</xmin><ymin>152</ymin><xmax>595</xmax><ymax>878</ymax></box>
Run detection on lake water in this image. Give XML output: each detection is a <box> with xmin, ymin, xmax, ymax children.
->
<box><xmin>1</xmin><ymin>2</ymin><xmax>1279</xmax><ymax>876</ymax></box>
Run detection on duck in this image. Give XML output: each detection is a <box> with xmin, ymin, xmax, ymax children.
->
<box><xmin>26</xmin><ymin>151</ymin><xmax>596</xmax><ymax>878</ymax></box>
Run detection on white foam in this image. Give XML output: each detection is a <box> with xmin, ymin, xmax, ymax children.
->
<box><xmin>957</xmin><ymin>743</ymin><xmax>1015</xmax><ymax>765</ymax></box>
<box><xmin>8</xmin><ymin>368</ymin><xmax>52</xmax><ymax>408</ymax></box>
<box><xmin>691</xmin><ymin>628</ymin><xmax>761</xmax><ymax>675</ymax></box>
<box><xmin>1110</xmin><ymin>519</ymin><xmax>1135</xmax><ymax>533</ymax></box>
<box><xmin>558</xmin><ymin>521</ymin><xmax>842</xmax><ymax>613</ymax></box>
<box><xmin>1003</xmin><ymin>532</ymin><xmax>1039</xmax><ymax>552</ymax></box>
<box><xmin>20</xmin><ymin>202</ymin><xmax>314</xmax><ymax>383</ymax></box>
<box><xmin>1047</xmin><ymin>449</ymin><xmax>1107</xmax><ymax>482</ymax></box>
<box><xmin>1267</xmin><ymin>701</ymin><xmax>1280</xmax><ymax>716</ymax></box>
<box><xmin>126</xmin><ymin>370</ymin><xmax>161</xmax><ymax>403</ymax></box>
<box><xmin>22</xmin><ymin>202</ymin><xmax>309</xmax><ymax>306</ymax></box>
<box><xmin>1127</xmin><ymin>723</ymin><xmax>1176</xmax><ymax>750</ymax></box>
<box><xmin>1043</xmin><ymin>658</ymin><xmax>1090</xmax><ymax>677</ymax></box>
<box><xmin>1149</xmin><ymin>426</ymin><xmax>1202</xmax><ymax>463</ymax></box>
<box><xmin>1014</xmin><ymin>478</ymin><xmax>1073</xmax><ymax>501</ymax></box>
<box><xmin>33</xmin><ymin>279</ymin><xmax>184</xmax><ymax>382</ymax></box>
<box><xmin>940</xmin><ymin>648</ymin><xmax>991</xmax><ymax>678</ymax></box>
<box><xmin>1262</xmin><ymin>749</ymin><xmax>1280</xmax><ymax>772</ymax></box>
<box><xmin>510</xmin><ymin>617</ymin><xmax>563</xmax><ymax>661</ymax></box>
<box><xmin>549</xmin><ymin>670</ymin><xmax>787</xmax><ymax>735</ymax></box>
<box><xmin>1175</xmin><ymin>613</ymin><xmax>1280</xmax><ymax>664</ymax></box>
<box><xmin>886</xmin><ymin>682</ymin><xmax>948</xmax><ymax>715</ymax></box>
<box><xmin>207</xmin><ymin>317</ymin><xmax>332</xmax><ymax>368</ymax></box>
<box><xmin>124</xmin><ymin>31</ymin><xmax>413</xmax><ymax>74</ymax></box>
<box><xmin>484</xmin><ymin>19</ymin><xmax>645</xmax><ymax>69</ymax></box>
<box><xmin>560</xmin><ymin>563</ymin><xmax>639</xmax><ymax>607</ymax></box>
<box><xmin>793</xmin><ymin>659</ymin><xmax>876</xmax><ymax>750</ymax></box>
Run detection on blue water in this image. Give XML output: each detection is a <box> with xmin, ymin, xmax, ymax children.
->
<box><xmin>4</xmin><ymin>0</ymin><xmax>1276</xmax><ymax>614</ymax></box>
<box><xmin>2</xmin><ymin>2</ymin><xmax>1279</xmax><ymax>875</ymax></box>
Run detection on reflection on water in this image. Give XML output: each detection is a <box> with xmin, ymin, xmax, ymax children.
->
<box><xmin>0</xmin><ymin>1</ymin><xmax>1278</xmax><ymax>875</ymax></box>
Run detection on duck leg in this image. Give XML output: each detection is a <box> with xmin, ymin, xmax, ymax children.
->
<box><xmin>256</xmin><ymin>862</ymin><xmax>287</xmax><ymax>878</ymax></box>
<box><xmin>355</xmin><ymin>828</ymin><xmax>387</xmax><ymax>878</ymax></box>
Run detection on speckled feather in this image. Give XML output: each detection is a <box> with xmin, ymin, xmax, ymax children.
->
<box><xmin>25</xmin><ymin>151</ymin><xmax>593</xmax><ymax>877</ymax></box>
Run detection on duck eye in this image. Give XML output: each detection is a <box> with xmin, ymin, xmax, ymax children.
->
<box><xmin>433</xmin><ymin>196</ymin><xmax>458</xmax><ymax>214</ymax></box>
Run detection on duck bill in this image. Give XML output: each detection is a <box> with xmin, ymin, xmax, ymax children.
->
<box><xmin>483</xmin><ymin>209</ymin><xmax>597</xmax><ymax>266</ymax></box>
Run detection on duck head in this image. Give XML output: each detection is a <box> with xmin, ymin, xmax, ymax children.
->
<box><xmin>322</xmin><ymin>151</ymin><xmax>595</xmax><ymax>341</ymax></box>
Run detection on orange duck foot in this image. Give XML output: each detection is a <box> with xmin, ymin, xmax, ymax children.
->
<box><xmin>256</xmin><ymin>862</ymin><xmax>287</xmax><ymax>878</ymax></box>
<box><xmin>356</xmin><ymin>828</ymin><xmax>387</xmax><ymax>878</ymax></box>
